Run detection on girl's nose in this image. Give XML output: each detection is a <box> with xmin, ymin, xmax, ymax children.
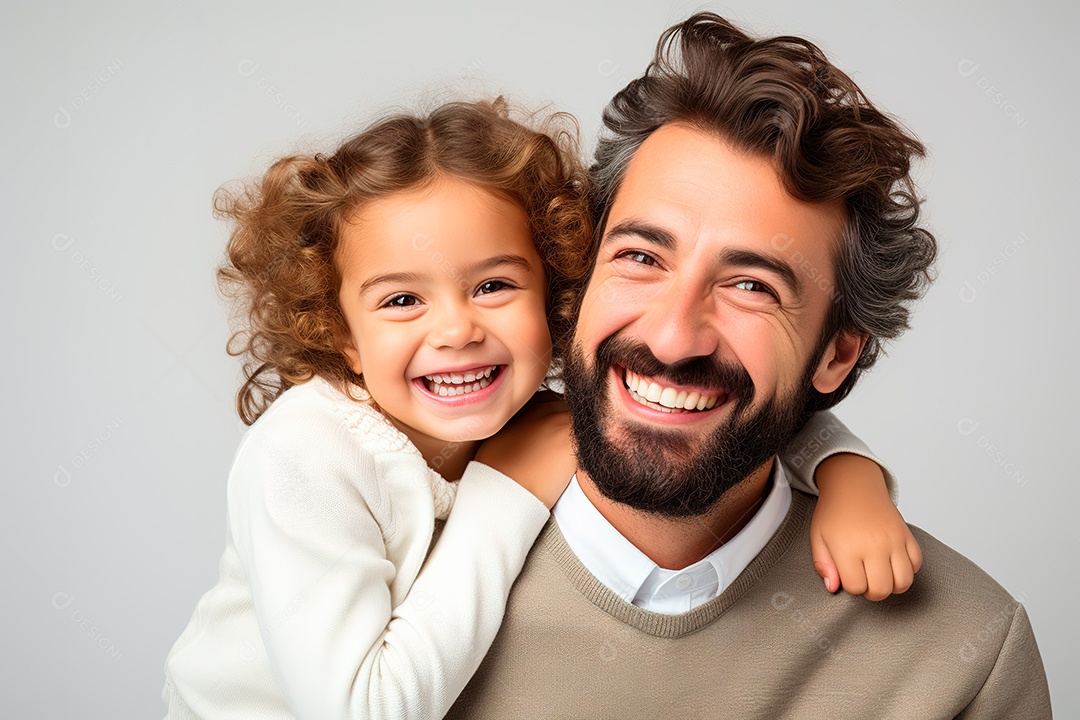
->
<box><xmin>427</xmin><ymin>304</ymin><xmax>485</xmax><ymax>349</ymax></box>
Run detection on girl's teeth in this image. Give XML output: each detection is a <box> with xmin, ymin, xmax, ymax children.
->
<box><xmin>424</xmin><ymin>367</ymin><xmax>497</xmax><ymax>396</ymax></box>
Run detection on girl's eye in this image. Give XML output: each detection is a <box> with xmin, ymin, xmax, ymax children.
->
<box><xmin>383</xmin><ymin>294</ymin><xmax>420</xmax><ymax>308</ymax></box>
<box><xmin>476</xmin><ymin>280</ymin><xmax>511</xmax><ymax>295</ymax></box>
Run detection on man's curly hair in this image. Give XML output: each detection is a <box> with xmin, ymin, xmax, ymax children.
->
<box><xmin>589</xmin><ymin>13</ymin><xmax>938</xmax><ymax>409</ymax></box>
<box><xmin>217</xmin><ymin>99</ymin><xmax>591</xmax><ymax>424</ymax></box>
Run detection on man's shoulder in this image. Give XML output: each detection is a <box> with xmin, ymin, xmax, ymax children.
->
<box><xmin>790</xmin><ymin>491</ymin><xmax>1017</xmax><ymax>612</ymax></box>
<box><xmin>891</xmin><ymin>523</ymin><xmax>1035</xmax><ymax>657</ymax></box>
<box><xmin>905</xmin><ymin>523</ymin><xmax>1019</xmax><ymax>607</ymax></box>
<box><xmin>778</xmin><ymin>493</ymin><xmax>1029</xmax><ymax>659</ymax></box>
<box><xmin>756</xmin><ymin>494</ymin><xmax>1049</xmax><ymax>714</ymax></box>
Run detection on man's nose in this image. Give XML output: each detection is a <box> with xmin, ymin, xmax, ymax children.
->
<box><xmin>427</xmin><ymin>301</ymin><xmax>485</xmax><ymax>349</ymax></box>
<box><xmin>636</xmin><ymin>281</ymin><xmax>720</xmax><ymax>364</ymax></box>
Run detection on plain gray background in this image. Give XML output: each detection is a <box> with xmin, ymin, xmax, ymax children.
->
<box><xmin>3</xmin><ymin>0</ymin><xmax>1076</xmax><ymax>716</ymax></box>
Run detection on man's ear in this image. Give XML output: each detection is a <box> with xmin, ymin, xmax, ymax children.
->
<box><xmin>811</xmin><ymin>331</ymin><xmax>868</xmax><ymax>394</ymax></box>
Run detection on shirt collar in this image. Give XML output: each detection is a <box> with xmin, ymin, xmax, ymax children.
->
<box><xmin>552</xmin><ymin>459</ymin><xmax>793</xmax><ymax>614</ymax></box>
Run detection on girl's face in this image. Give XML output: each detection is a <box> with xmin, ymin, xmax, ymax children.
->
<box><xmin>337</xmin><ymin>177</ymin><xmax>551</xmax><ymax>452</ymax></box>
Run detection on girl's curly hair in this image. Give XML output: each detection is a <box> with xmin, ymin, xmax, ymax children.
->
<box><xmin>217</xmin><ymin>99</ymin><xmax>591</xmax><ymax>424</ymax></box>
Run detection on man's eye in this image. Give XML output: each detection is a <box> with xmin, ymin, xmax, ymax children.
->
<box><xmin>476</xmin><ymin>280</ymin><xmax>511</xmax><ymax>295</ymax></box>
<box><xmin>734</xmin><ymin>280</ymin><xmax>776</xmax><ymax>298</ymax></box>
<box><xmin>618</xmin><ymin>250</ymin><xmax>657</xmax><ymax>265</ymax></box>
<box><xmin>383</xmin><ymin>294</ymin><xmax>420</xmax><ymax>308</ymax></box>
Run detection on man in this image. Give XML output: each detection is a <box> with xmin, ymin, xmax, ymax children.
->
<box><xmin>447</xmin><ymin>12</ymin><xmax>1050</xmax><ymax>718</ymax></box>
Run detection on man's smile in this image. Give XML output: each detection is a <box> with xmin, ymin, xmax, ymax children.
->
<box><xmin>622</xmin><ymin>367</ymin><xmax>724</xmax><ymax>413</ymax></box>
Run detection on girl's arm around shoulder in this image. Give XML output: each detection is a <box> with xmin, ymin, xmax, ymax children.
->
<box><xmin>778</xmin><ymin>410</ymin><xmax>921</xmax><ymax>601</ymax></box>
<box><xmin>779</xmin><ymin>410</ymin><xmax>897</xmax><ymax>501</ymax></box>
<box><xmin>227</xmin><ymin>391</ymin><xmax>550</xmax><ymax>720</ymax></box>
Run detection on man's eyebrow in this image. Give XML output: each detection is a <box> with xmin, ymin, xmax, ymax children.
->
<box><xmin>720</xmin><ymin>248</ymin><xmax>802</xmax><ymax>295</ymax></box>
<box><xmin>602</xmin><ymin>220</ymin><xmax>677</xmax><ymax>250</ymax></box>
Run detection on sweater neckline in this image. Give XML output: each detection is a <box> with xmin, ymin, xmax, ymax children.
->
<box><xmin>541</xmin><ymin>491</ymin><xmax>813</xmax><ymax>638</ymax></box>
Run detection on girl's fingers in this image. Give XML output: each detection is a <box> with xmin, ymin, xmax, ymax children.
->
<box><xmin>891</xmin><ymin>551</ymin><xmax>915</xmax><ymax>595</ymax></box>
<box><xmin>836</xmin><ymin>556</ymin><xmax>869</xmax><ymax>597</ymax></box>
<box><xmin>810</xmin><ymin>534</ymin><xmax>840</xmax><ymax>593</ymax></box>
<box><xmin>863</xmin><ymin>558</ymin><xmax>894</xmax><ymax>601</ymax></box>
<box><xmin>907</xmin><ymin>535</ymin><xmax>924</xmax><ymax>574</ymax></box>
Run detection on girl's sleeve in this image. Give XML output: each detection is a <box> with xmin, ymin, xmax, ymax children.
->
<box><xmin>778</xmin><ymin>410</ymin><xmax>898</xmax><ymax>502</ymax></box>
<box><xmin>230</xmin><ymin>409</ymin><xmax>550</xmax><ymax>720</ymax></box>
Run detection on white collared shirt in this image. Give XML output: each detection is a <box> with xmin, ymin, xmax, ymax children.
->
<box><xmin>552</xmin><ymin>460</ymin><xmax>793</xmax><ymax>614</ymax></box>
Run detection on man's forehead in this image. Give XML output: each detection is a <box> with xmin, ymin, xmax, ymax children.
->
<box><xmin>621</xmin><ymin>123</ymin><xmax>777</xmax><ymax>190</ymax></box>
<box><xmin>606</xmin><ymin>124</ymin><xmax>845</xmax><ymax>258</ymax></box>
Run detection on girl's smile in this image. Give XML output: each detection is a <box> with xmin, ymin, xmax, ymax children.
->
<box><xmin>417</xmin><ymin>364</ymin><xmax>502</xmax><ymax>400</ymax></box>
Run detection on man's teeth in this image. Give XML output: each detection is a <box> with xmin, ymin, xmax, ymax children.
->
<box><xmin>423</xmin><ymin>366</ymin><xmax>497</xmax><ymax>396</ymax></box>
<box><xmin>623</xmin><ymin>369</ymin><xmax>720</xmax><ymax>412</ymax></box>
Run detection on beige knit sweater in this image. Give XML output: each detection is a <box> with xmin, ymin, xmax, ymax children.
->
<box><xmin>447</xmin><ymin>492</ymin><xmax>1051</xmax><ymax>719</ymax></box>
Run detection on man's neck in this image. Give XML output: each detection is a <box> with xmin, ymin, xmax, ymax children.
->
<box><xmin>575</xmin><ymin>458</ymin><xmax>775</xmax><ymax>570</ymax></box>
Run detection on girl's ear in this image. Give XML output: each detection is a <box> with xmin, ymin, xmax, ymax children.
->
<box><xmin>342</xmin><ymin>342</ymin><xmax>362</xmax><ymax>376</ymax></box>
<box><xmin>811</xmin><ymin>331</ymin><xmax>867</xmax><ymax>395</ymax></box>
<box><xmin>336</xmin><ymin>324</ymin><xmax>362</xmax><ymax>375</ymax></box>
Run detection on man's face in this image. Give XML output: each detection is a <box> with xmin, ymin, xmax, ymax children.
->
<box><xmin>565</xmin><ymin>123</ymin><xmax>857</xmax><ymax>517</ymax></box>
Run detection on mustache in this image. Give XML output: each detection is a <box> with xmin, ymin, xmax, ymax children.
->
<box><xmin>595</xmin><ymin>335</ymin><xmax>755</xmax><ymax>399</ymax></box>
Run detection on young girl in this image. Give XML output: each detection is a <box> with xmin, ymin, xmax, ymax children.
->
<box><xmin>163</xmin><ymin>99</ymin><xmax>919</xmax><ymax>719</ymax></box>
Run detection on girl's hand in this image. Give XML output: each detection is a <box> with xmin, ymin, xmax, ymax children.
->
<box><xmin>474</xmin><ymin>391</ymin><xmax>575</xmax><ymax>509</ymax></box>
<box><xmin>810</xmin><ymin>453</ymin><xmax>923</xmax><ymax>601</ymax></box>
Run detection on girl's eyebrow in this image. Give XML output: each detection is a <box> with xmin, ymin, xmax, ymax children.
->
<box><xmin>465</xmin><ymin>254</ymin><xmax>536</xmax><ymax>275</ymax></box>
<box><xmin>358</xmin><ymin>255</ymin><xmax>535</xmax><ymax>296</ymax></box>
<box><xmin>359</xmin><ymin>271</ymin><xmax>426</xmax><ymax>295</ymax></box>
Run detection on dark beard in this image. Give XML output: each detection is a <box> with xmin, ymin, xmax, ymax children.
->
<box><xmin>563</xmin><ymin>335</ymin><xmax>818</xmax><ymax>518</ymax></box>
